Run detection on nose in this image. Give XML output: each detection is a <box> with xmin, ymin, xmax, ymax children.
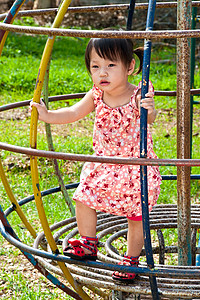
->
<box><xmin>99</xmin><ymin>67</ymin><xmax>108</xmax><ymax>77</ymax></box>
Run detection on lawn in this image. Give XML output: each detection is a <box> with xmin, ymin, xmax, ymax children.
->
<box><xmin>0</xmin><ymin>26</ymin><xmax>200</xmax><ymax>299</ymax></box>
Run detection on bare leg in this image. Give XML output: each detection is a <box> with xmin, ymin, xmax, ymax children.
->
<box><xmin>75</xmin><ymin>200</ymin><xmax>97</xmax><ymax>237</ymax></box>
<box><xmin>63</xmin><ymin>201</ymin><xmax>97</xmax><ymax>257</ymax></box>
<box><xmin>112</xmin><ymin>220</ymin><xmax>143</xmax><ymax>281</ymax></box>
<box><xmin>127</xmin><ymin>219</ymin><xmax>144</xmax><ymax>257</ymax></box>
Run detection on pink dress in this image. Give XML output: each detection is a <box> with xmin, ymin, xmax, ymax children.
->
<box><xmin>73</xmin><ymin>82</ymin><xmax>162</xmax><ymax>218</ymax></box>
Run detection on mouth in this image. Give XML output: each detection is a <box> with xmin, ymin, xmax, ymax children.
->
<box><xmin>100</xmin><ymin>80</ymin><xmax>110</xmax><ymax>86</ymax></box>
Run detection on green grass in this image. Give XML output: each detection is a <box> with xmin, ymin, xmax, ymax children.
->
<box><xmin>0</xmin><ymin>29</ymin><xmax>200</xmax><ymax>299</ymax></box>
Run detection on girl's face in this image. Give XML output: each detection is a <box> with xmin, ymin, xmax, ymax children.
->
<box><xmin>89</xmin><ymin>48</ymin><xmax>135</xmax><ymax>95</ymax></box>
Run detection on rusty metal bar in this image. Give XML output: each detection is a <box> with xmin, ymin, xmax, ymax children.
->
<box><xmin>1</xmin><ymin>22</ymin><xmax>200</xmax><ymax>39</ymax></box>
<box><xmin>43</xmin><ymin>60</ymin><xmax>75</xmax><ymax>216</ymax></box>
<box><xmin>176</xmin><ymin>0</ymin><xmax>192</xmax><ymax>266</ymax></box>
<box><xmin>1</xmin><ymin>88</ymin><xmax>200</xmax><ymax>112</ymax></box>
<box><xmin>0</xmin><ymin>141</ymin><xmax>200</xmax><ymax>167</ymax></box>
<box><xmin>1</xmin><ymin>1</ymin><xmax>200</xmax><ymax>21</ymax></box>
<box><xmin>3</xmin><ymin>189</ymin><xmax>200</xmax><ymax>297</ymax></box>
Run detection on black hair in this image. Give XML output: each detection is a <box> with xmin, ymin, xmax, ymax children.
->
<box><xmin>85</xmin><ymin>38</ymin><xmax>143</xmax><ymax>75</ymax></box>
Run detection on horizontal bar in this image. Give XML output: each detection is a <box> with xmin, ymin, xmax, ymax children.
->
<box><xmin>5</xmin><ymin>183</ymin><xmax>79</xmax><ymax>217</ymax></box>
<box><xmin>5</xmin><ymin>174</ymin><xmax>200</xmax><ymax>217</ymax></box>
<box><xmin>0</xmin><ymin>88</ymin><xmax>200</xmax><ymax>112</ymax></box>
<box><xmin>162</xmin><ymin>174</ymin><xmax>200</xmax><ymax>180</ymax></box>
<box><xmin>1</xmin><ymin>22</ymin><xmax>200</xmax><ymax>39</ymax></box>
<box><xmin>0</xmin><ymin>2</ymin><xmax>196</xmax><ymax>21</ymax></box>
<box><xmin>0</xmin><ymin>2</ymin><xmax>200</xmax><ymax>21</ymax></box>
<box><xmin>0</xmin><ymin>142</ymin><xmax>200</xmax><ymax>167</ymax></box>
<box><xmin>1</xmin><ymin>222</ymin><xmax>200</xmax><ymax>278</ymax></box>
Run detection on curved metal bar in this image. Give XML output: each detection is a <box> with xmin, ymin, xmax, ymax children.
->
<box><xmin>0</xmin><ymin>205</ymin><xmax>83</xmax><ymax>300</ymax></box>
<box><xmin>43</xmin><ymin>60</ymin><xmax>75</xmax><ymax>216</ymax></box>
<box><xmin>1</xmin><ymin>87</ymin><xmax>200</xmax><ymax>112</ymax></box>
<box><xmin>2</xmin><ymin>222</ymin><xmax>200</xmax><ymax>278</ymax></box>
<box><xmin>1</xmin><ymin>2</ymin><xmax>200</xmax><ymax>21</ymax></box>
<box><xmin>0</xmin><ymin>0</ymin><xmax>26</xmax><ymax>56</ymax></box>
<box><xmin>4</xmin><ymin>183</ymin><xmax>79</xmax><ymax>218</ymax></box>
<box><xmin>0</xmin><ymin>158</ymin><xmax>37</xmax><ymax>239</ymax></box>
<box><xmin>2</xmin><ymin>199</ymin><xmax>200</xmax><ymax>296</ymax></box>
<box><xmin>0</xmin><ymin>0</ymin><xmax>40</xmax><ymax>243</ymax></box>
<box><xmin>1</xmin><ymin>22</ymin><xmax>200</xmax><ymax>39</ymax></box>
<box><xmin>29</xmin><ymin>0</ymin><xmax>91</xmax><ymax>298</ymax></box>
<box><xmin>1</xmin><ymin>141</ymin><xmax>200</xmax><ymax>166</ymax></box>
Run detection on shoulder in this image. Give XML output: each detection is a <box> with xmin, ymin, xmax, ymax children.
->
<box><xmin>92</xmin><ymin>84</ymin><xmax>103</xmax><ymax>107</ymax></box>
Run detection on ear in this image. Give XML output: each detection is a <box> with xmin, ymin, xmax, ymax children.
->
<box><xmin>127</xmin><ymin>59</ymin><xmax>135</xmax><ymax>75</ymax></box>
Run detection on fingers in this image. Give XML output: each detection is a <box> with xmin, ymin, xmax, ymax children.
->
<box><xmin>140</xmin><ymin>92</ymin><xmax>155</xmax><ymax>114</ymax></box>
<box><xmin>29</xmin><ymin>99</ymin><xmax>45</xmax><ymax>112</ymax></box>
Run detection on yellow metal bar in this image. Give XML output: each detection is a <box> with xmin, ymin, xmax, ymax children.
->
<box><xmin>30</xmin><ymin>1</ymin><xmax>91</xmax><ymax>298</ymax></box>
<box><xmin>0</xmin><ymin>0</ymin><xmax>26</xmax><ymax>56</ymax></box>
<box><xmin>0</xmin><ymin>158</ymin><xmax>37</xmax><ymax>238</ymax></box>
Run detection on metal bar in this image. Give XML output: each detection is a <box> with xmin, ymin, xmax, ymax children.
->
<box><xmin>1</xmin><ymin>88</ymin><xmax>200</xmax><ymax>112</ymax></box>
<box><xmin>2</xmin><ymin>222</ymin><xmax>200</xmax><ymax>278</ymax></box>
<box><xmin>140</xmin><ymin>0</ymin><xmax>159</xmax><ymax>298</ymax></box>
<box><xmin>190</xmin><ymin>6</ymin><xmax>197</xmax><ymax>158</ymax></box>
<box><xmin>43</xmin><ymin>59</ymin><xmax>75</xmax><ymax>216</ymax></box>
<box><xmin>1</xmin><ymin>22</ymin><xmax>200</xmax><ymax>39</ymax></box>
<box><xmin>0</xmin><ymin>158</ymin><xmax>37</xmax><ymax>239</ymax></box>
<box><xmin>0</xmin><ymin>205</ymin><xmax>83</xmax><ymax>300</ymax></box>
<box><xmin>29</xmin><ymin>0</ymin><xmax>91</xmax><ymax>298</ymax></box>
<box><xmin>1</xmin><ymin>141</ymin><xmax>200</xmax><ymax>167</ymax></box>
<box><xmin>1</xmin><ymin>1</ymin><xmax>200</xmax><ymax>21</ymax></box>
<box><xmin>126</xmin><ymin>0</ymin><xmax>136</xmax><ymax>30</ymax></box>
<box><xmin>0</xmin><ymin>0</ymin><xmax>26</xmax><ymax>56</ymax></box>
<box><xmin>176</xmin><ymin>0</ymin><xmax>192</xmax><ymax>266</ymax></box>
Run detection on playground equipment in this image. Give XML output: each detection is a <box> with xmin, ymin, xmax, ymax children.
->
<box><xmin>0</xmin><ymin>0</ymin><xmax>200</xmax><ymax>299</ymax></box>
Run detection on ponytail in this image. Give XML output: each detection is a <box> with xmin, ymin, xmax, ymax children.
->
<box><xmin>133</xmin><ymin>47</ymin><xmax>144</xmax><ymax>75</ymax></box>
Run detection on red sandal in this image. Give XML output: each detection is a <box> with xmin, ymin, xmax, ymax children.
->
<box><xmin>63</xmin><ymin>236</ymin><xmax>98</xmax><ymax>261</ymax></box>
<box><xmin>112</xmin><ymin>255</ymin><xmax>139</xmax><ymax>283</ymax></box>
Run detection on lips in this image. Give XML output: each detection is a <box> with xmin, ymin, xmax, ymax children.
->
<box><xmin>100</xmin><ymin>80</ymin><xmax>110</xmax><ymax>86</ymax></box>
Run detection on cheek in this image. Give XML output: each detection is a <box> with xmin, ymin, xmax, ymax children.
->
<box><xmin>91</xmin><ymin>72</ymin><xmax>98</xmax><ymax>81</ymax></box>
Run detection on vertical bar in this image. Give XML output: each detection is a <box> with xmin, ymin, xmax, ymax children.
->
<box><xmin>140</xmin><ymin>0</ymin><xmax>159</xmax><ymax>299</ymax></box>
<box><xmin>190</xmin><ymin>7</ymin><xmax>197</xmax><ymax>158</ymax></box>
<box><xmin>176</xmin><ymin>0</ymin><xmax>192</xmax><ymax>266</ymax></box>
<box><xmin>126</xmin><ymin>0</ymin><xmax>136</xmax><ymax>31</ymax></box>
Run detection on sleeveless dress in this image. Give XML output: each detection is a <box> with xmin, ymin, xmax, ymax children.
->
<box><xmin>73</xmin><ymin>81</ymin><xmax>162</xmax><ymax>218</ymax></box>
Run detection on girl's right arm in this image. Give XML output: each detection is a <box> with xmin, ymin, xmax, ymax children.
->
<box><xmin>30</xmin><ymin>90</ymin><xmax>94</xmax><ymax>124</ymax></box>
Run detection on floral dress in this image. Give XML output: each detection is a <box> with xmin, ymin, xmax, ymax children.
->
<box><xmin>73</xmin><ymin>82</ymin><xmax>162</xmax><ymax>218</ymax></box>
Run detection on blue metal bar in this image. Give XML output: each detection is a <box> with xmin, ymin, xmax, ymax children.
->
<box><xmin>5</xmin><ymin>183</ymin><xmax>79</xmax><ymax>217</ymax></box>
<box><xmin>140</xmin><ymin>0</ymin><xmax>160</xmax><ymax>299</ymax></box>
<box><xmin>2</xmin><ymin>218</ymin><xmax>200</xmax><ymax>278</ymax></box>
<box><xmin>162</xmin><ymin>174</ymin><xmax>200</xmax><ymax>180</ymax></box>
<box><xmin>126</xmin><ymin>0</ymin><xmax>136</xmax><ymax>30</ymax></box>
<box><xmin>0</xmin><ymin>205</ymin><xmax>82</xmax><ymax>300</ymax></box>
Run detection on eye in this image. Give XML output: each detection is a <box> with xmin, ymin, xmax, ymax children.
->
<box><xmin>91</xmin><ymin>65</ymin><xmax>99</xmax><ymax>69</ymax></box>
<box><xmin>108</xmin><ymin>63</ymin><xmax>116</xmax><ymax>67</ymax></box>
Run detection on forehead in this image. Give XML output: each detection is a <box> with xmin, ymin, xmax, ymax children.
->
<box><xmin>90</xmin><ymin>48</ymin><xmax>118</xmax><ymax>62</ymax></box>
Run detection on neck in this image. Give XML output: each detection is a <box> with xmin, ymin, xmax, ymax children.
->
<box><xmin>103</xmin><ymin>83</ymin><xmax>135</xmax><ymax>108</ymax></box>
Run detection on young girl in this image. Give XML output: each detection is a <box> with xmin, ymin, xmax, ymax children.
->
<box><xmin>30</xmin><ymin>38</ymin><xmax>161</xmax><ymax>283</ymax></box>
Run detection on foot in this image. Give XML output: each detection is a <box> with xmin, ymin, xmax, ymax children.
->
<box><xmin>112</xmin><ymin>255</ymin><xmax>139</xmax><ymax>283</ymax></box>
<box><xmin>63</xmin><ymin>236</ymin><xmax>98</xmax><ymax>261</ymax></box>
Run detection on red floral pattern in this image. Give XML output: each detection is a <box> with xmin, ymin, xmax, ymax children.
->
<box><xmin>73</xmin><ymin>82</ymin><xmax>162</xmax><ymax>218</ymax></box>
